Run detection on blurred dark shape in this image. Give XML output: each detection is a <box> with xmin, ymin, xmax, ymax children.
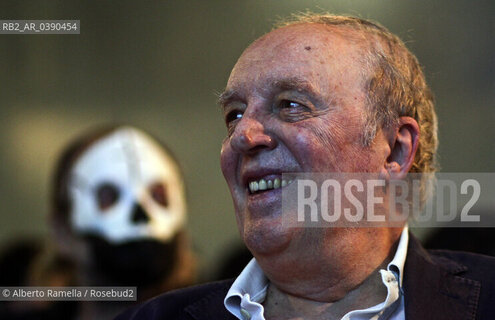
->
<box><xmin>215</xmin><ymin>244</ymin><xmax>253</xmax><ymax>280</ymax></box>
<box><xmin>0</xmin><ymin>240</ymin><xmax>40</xmax><ymax>286</ymax></box>
<box><xmin>0</xmin><ymin>239</ymin><xmax>79</xmax><ymax>320</ymax></box>
<box><xmin>84</xmin><ymin>232</ymin><xmax>181</xmax><ymax>287</ymax></box>
<box><xmin>0</xmin><ymin>300</ymin><xmax>78</xmax><ymax>320</ymax></box>
<box><xmin>424</xmin><ymin>227</ymin><xmax>495</xmax><ymax>256</ymax></box>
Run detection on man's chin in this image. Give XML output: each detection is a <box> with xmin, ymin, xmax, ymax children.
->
<box><xmin>242</xmin><ymin>220</ymin><xmax>294</xmax><ymax>257</ymax></box>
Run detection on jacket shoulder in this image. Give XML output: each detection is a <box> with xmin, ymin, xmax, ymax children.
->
<box><xmin>115</xmin><ymin>279</ymin><xmax>234</xmax><ymax>320</ymax></box>
<box><xmin>429</xmin><ymin>249</ymin><xmax>495</xmax><ymax>319</ymax></box>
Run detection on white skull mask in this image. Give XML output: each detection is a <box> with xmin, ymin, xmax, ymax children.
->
<box><xmin>68</xmin><ymin>127</ymin><xmax>186</xmax><ymax>244</ymax></box>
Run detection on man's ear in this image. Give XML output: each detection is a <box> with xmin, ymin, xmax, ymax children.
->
<box><xmin>382</xmin><ymin>116</ymin><xmax>420</xmax><ymax>179</ymax></box>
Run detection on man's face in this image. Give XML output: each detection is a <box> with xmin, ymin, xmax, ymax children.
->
<box><xmin>220</xmin><ymin>24</ymin><xmax>390</xmax><ymax>255</ymax></box>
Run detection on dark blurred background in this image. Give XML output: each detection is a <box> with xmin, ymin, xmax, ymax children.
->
<box><xmin>0</xmin><ymin>0</ymin><xmax>493</xmax><ymax>278</ymax></box>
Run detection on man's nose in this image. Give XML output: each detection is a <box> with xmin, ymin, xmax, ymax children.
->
<box><xmin>230</xmin><ymin>116</ymin><xmax>276</xmax><ymax>154</ymax></box>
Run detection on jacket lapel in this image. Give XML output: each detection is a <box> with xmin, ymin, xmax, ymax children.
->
<box><xmin>404</xmin><ymin>234</ymin><xmax>481</xmax><ymax>320</ymax></box>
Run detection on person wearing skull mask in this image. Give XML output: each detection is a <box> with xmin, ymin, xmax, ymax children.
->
<box><xmin>48</xmin><ymin>125</ymin><xmax>196</xmax><ymax>319</ymax></box>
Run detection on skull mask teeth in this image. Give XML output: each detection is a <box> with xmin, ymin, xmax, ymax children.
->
<box><xmin>68</xmin><ymin>127</ymin><xmax>186</xmax><ymax>244</ymax></box>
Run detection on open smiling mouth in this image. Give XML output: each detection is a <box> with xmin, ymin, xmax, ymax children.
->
<box><xmin>247</xmin><ymin>177</ymin><xmax>294</xmax><ymax>194</ymax></box>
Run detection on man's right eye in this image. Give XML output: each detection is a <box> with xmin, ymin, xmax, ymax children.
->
<box><xmin>225</xmin><ymin>110</ymin><xmax>243</xmax><ymax>126</ymax></box>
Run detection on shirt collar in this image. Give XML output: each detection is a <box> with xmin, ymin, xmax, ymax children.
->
<box><xmin>224</xmin><ymin>258</ymin><xmax>269</xmax><ymax>318</ymax></box>
<box><xmin>388</xmin><ymin>224</ymin><xmax>409</xmax><ymax>287</ymax></box>
<box><xmin>342</xmin><ymin>225</ymin><xmax>409</xmax><ymax>319</ymax></box>
<box><xmin>224</xmin><ymin>226</ymin><xmax>409</xmax><ymax>319</ymax></box>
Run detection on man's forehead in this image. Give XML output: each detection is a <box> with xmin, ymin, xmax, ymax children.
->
<box><xmin>231</xmin><ymin>23</ymin><xmax>365</xmax><ymax>78</ymax></box>
<box><xmin>222</xmin><ymin>23</ymin><xmax>366</xmax><ymax>104</ymax></box>
<box><xmin>244</xmin><ymin>23</ymin><xmax>355</xmax><ymax>57</ymax></box>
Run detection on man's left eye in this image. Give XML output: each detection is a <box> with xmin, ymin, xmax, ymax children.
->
<box><xmin>279</xmin><ymin>100</ymin><xmax>303</xmax><ymax>109</ymax></box>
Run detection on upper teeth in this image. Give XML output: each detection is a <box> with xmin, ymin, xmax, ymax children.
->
<box><xmin>248</xmin><ymin>178</ymin><xmax>293</xmax><ymax>193</ymax></box>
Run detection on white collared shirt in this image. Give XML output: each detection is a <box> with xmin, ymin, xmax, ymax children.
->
<box><xmin>224</xmin><ymin>226</ymin><xmax>409</xmax><ymax>320</ymax></box>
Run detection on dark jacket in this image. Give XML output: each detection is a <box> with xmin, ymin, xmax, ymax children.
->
<box><xmin>116</xmin><ymin>235</ymin><xmax>495</xmax><ymax>320</ymax></box>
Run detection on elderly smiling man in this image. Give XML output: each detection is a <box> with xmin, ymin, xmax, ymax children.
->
<box><xmin>117</xmin><ymin>14</ymin><xmax>495</xmax><ymax>320</ymax></box>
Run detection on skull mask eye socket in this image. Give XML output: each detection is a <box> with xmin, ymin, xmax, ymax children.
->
<box><xmin>149</xmin><ymin>182</ymin><xmax>168</xmax><ymax>208</ymax></box>
<box><xmin>95</xmin><ymin>182</ymin><xmax>120</xmax><ymax>211</ymax></box>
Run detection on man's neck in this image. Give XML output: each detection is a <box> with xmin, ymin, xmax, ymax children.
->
<box><xmin>257</xmin><ymin>227</ymin><xmax>402</xmax><ymax>319</ymax></box>
<box><xmin>263</xmin><ymin>271</ymin><xmax>387</xmax><ymax>320</ymax></box>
